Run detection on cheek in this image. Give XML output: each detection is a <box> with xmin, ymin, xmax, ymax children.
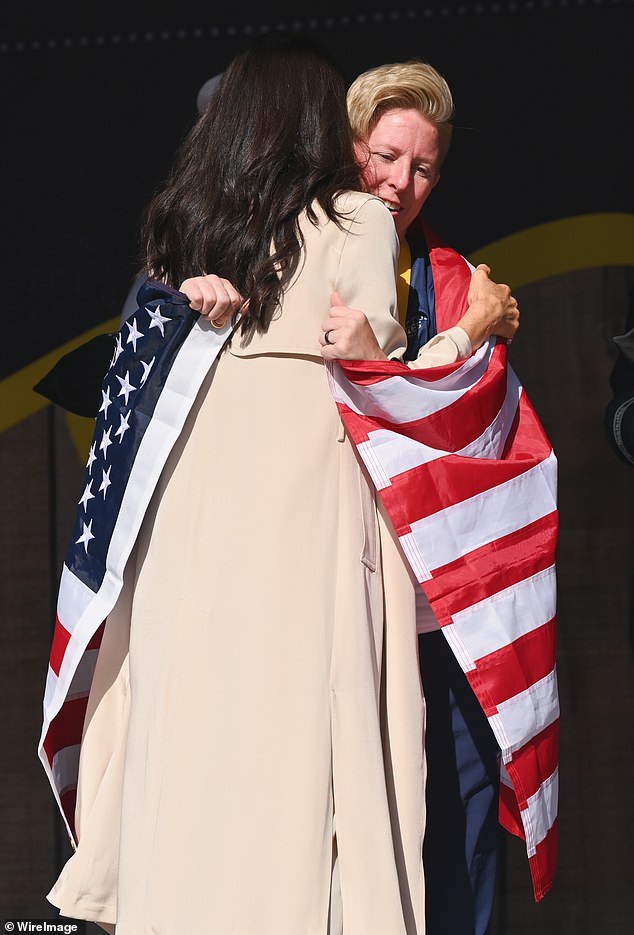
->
<box><xmin>406</xmin><ymin>180</ymin><xmax>434</xmax><ymax>216</ymax></box>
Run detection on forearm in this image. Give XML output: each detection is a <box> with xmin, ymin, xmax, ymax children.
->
<box><xmin>405</xmin><ymin>326</ymin><xmax>471</xmax><ymax>369</ymax></box>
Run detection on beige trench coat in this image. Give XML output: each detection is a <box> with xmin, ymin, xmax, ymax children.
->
<box><xmin>49</xmin><ymin>192</ymin><xmax>443</xmax><ymax>935</ymax></box>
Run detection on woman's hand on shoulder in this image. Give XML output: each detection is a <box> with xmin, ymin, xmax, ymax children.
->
<box><xmin>179</xmin><ymin>274</ymin><xmax>245</xmax><ymax>326</ymax></box>
<box><xmin>319</xmin><ymin>292</ymin><xmax>389</xmax><ymax>361</ymax></box>
<box><xmin>459</xmin><ymin>264</ymin><xmax>520</xmax><ymax>351</ymax></box>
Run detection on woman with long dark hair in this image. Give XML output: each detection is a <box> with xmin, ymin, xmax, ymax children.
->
<box><xmin>46</xmin><ymin>35</ymin><xmax>427</xmax><ymax>934</ymax></box>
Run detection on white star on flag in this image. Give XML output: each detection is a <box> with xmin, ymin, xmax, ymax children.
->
<box><xmin>86</xmin><ymin>443</ymin><xmax>97</xmax><ymax>475</ymax></box>
<box><xmin>140</xmin><ymin>357</ymin><xmax>155</xmax><ymax>387</ymax></box>
<box><xmin>126</xmin><ymin>317</ymin><xmax>144</xmax><ymax>353</ymax></box>
<box><xmin>112</xmin><ymin>334</ymin><xmax>124</xmax><ymax>366</ymax></box>
<box><xmin>99</xmin><ymin>466</ymin><xmax>112</xmax><ymax>499</ymax></box>
<box><xmin>75</xmin><ymin>519</ymin><xmax>95</xmax><ymax>554</ymax></box>
<box><xmin>146</xmin><ymin>305</ymin><xmax>171</xmax><ymax>337</ymax></box>
<box><xmin>99</xmin><ymin>386</ymin><xmax>112</xmax><ymax>418</ymax></box>
<box><xmin>116</xmin><ymin>371</ymin><xmax>137</xmax><ymax>406</ymax></box>
<box><xmin>115</xmin><ymin>411</ymin><xmax>131</xmax><ymax>442</ymax></box>
<box><xmin>99</xmin><ymin>426</ymin><xmax>113</xmax><ymax>458</ymax></box>
<box><xmin>78</xmin><ymin>479</ymin><xmax>95</xmax><ymax>511</ymax></box>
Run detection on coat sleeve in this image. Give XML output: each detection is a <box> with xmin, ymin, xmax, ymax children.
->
<box><xmin>333</xmin><ymin>196</ymin><xmax>473</xmax><ymax>368</ymax></box>
<box><xmin>406</xmin><ymin>325</ymin><xmax>472</xmax><ymax>369</ymax></box>
<box><xmin>333</xmin><ymin>196</ymin><xmax>407</xmax><ymax>358</ymax></box>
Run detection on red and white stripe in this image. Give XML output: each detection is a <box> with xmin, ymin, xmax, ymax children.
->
<box><xmin>328</xmin><ymin>336</ymin><xmax>559</xmax><ymax>901</ymax></box>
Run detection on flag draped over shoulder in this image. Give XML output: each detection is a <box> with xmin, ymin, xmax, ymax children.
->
<box><xmin>38</xmin><ymin>280</ymin><xmax>233</xmax><ymax>844</ymax></box>
<box><xmin>327</xmin><ymin>326</ymin><xmax>558</xmax><ymax>901</ymax></box>
<box><xmin>40</xmin><ymin>249</ymin><xmax>558</xmax><ymax>903</ymax></box>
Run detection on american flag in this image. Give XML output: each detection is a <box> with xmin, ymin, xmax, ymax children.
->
<box><xmin>327</xmin><ymin>339</ymin><xmax>558</xmax><ymax>902</ymax></box>
<box><xmin>38</xmin><ymin>280</ymin><xmax>233</xmax><ymax>843</ymax></box>
<box><xmin>40</xmin><ymin>260</ymin><xmax>558</xmax><ymax>903</ymax></box>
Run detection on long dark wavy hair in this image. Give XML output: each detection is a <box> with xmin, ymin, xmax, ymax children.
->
<box><xmin>141</xmin><ymin>34</ymin><xmax>361</xmax><ymax>344</ymax></box>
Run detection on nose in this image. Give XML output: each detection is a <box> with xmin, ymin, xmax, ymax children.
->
<box><xmin>386</xmin><ymin>159</ymin><xmax>410</xmax><ymax>193</ymax></box>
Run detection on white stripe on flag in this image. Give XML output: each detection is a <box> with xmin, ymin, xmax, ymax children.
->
<box><xmin>398</xmin><ymin>532</ymin><xmax>433</xmax><ymax>584</ymax></box>
<box><xmin>492</xmin><ymin>668</ymin><xmax>559</xmax><ymax>755</ymax></box>
<box><xmin>57</xmin><ymin>563</ymin><xmax>96</xmax><ymax>631</ymax></box>
<box><xmin>457</xmin><ymin>369</ymin><xmax>521</xmax><ymax>460</ymax></box>
<box><xmin>409</xmin><ymin>451</ymin><xmax>558</xmax><ymax>572</ymax></box>
<box><xmin>358</xmin><ymin>431</ymin><xmax>445</xmax><ymax>489</ymax></box>
<box><xmin>66</xmin><ymin>648</ymin><xmax>99</xmax><ymax>701</ymax></box>
<box><xmin>500</xmin><ymin>762</ymin><xmax>513</xmax><ymax>788</ymax></box>
<box><xmin>359</xmin><ymin>367</ymin><xmax>522</xmax><ymax>487</ymax></box>
<box><xmin>524</xmin><ymin>767</ymin><xmax>559</xmax><ymax>856</ymax></box>
<box><xmin>330</xmin><ymin>342</ymin><xmax>491</xmax><ymax>423</ymax></box>
<box><xmin>444</xmin><ymin>564</ymin><xmax>557</xmax><ymax>663</ymax></box>
<box><xmin>52</xmin><ymin>743</ymin><xmax>81</xmax><ymax>797</ymax></box>
<box><xmin>43</xmin><ymin>668</ymin><xmax>58</xmax><ymax>710</ymax></box>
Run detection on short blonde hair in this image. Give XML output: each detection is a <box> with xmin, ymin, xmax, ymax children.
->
<box><xmin>347</xmin><ymin>60</ymin><xmax>454</xmax><ymax>160</ymax></box>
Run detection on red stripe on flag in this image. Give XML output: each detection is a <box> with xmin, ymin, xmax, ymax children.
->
<box><xmin>59</xmin><ymin>787</ymin><xmax>78</xmax><ymax>843</ymax></box>
<box><xmin>421</xmin><ymin>220</ymin><xmax>472</xmax><ymax>331</ymax></box>
<box><xmin>381</xmin><ymin>451</ymin><xmax>542</xmax><ymax>524</ymax></box>
<box><xmin>499</xmin><ymin>776</ymin><xmax>524</xmax><ymax>838</ymax></box>
<box><xmin>42</xmin><ymin>696</ymin><xmax>89</xmax><ymax>766</ymax></box>
<box><xmin>50</xmin><ymin>616</ymin><xmax>72</xmax><ymax>677</ymax></box>
<box><xmin>499</xmin><ymin>775</ymin><xmax>558</xmax><ymax>902</ymax></box>
<box><xmin>529</xmin><ymin>819</ymin><xmax>558</xmax><ymax>901</ymax></box>
<box><xmin>403</xmin><ymin>358</ymin><xmax>473</xmax><ymax>382</ymax></box>
<box><xmin>338</xmin><ymin>355</ymin><xmax>466</xmax><ymax>386</ymax></box>
<box><xmin>422</xmin><ymin>512</ymin><xmax>558</xmax><ymax>616</ymax></box>
<box><xmin>86</xmin><ymin>620</ymin><xmax>106</xmax><ymax>651</ymax></box>
<box><xmin>341</xmin><ymin>343</ymin><xmax>509</xmax><ymax>453</ymax></box>
<box><xmin>396</xmin><ymin>344</ymin><xmax>506</xmax><ymax>449</ymax></box>
<box><xmin>335</xmin><ymin>403</ymin><xmax>374</xmax><ymax>446</ymax></box>
<box><xmin>508</xmin><ymin>718</ymin><xmax>560</xmax><ymax>806</ymax></box>
<box><xmin>468</xmin><ymin>619</ymin><xmax>557</xmax><ymax>709</ymax></box>
<box><xmin>502</xmin><ymin>392</ymin><xmax>554</xmax><ymax>462</ymax></box>
<box><xmin>340</xmin><ymin>358</ymin><xmax>420</xmax><ymax>386</ymax></box>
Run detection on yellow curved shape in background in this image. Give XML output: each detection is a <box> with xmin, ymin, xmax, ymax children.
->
<box><xmin>1</xmin><ymin>315</ymin><xmax>119</xmax><ymax>435</ymax></box>
<box><xmin>467</xmin><ymin>212</ymin><xmax>634</xmax><ymax>287</ymax></box>
<box><xmin>1</xmin><ymin>212</ymin><xmax>633</xmax><ymax>448</ymax></box>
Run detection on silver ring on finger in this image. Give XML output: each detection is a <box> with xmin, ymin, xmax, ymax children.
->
<box><xmin>324</xmin><ymin>329</ymin><xmax>335</xmax><ymax>345</ymax></box>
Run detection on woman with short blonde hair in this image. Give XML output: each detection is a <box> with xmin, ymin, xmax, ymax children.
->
<box><xmin>347</xmin><ymin>60</ymin><xmax>454</xmax><ymax>160</ymax></box>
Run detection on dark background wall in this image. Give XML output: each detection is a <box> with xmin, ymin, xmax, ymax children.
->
<box><xmin>2</xmin><ymin>1</ymin><xmax>633</xmax><ymax>932</ymax></box>
<box><xmin>2</xmin><ymin>0</ymin><xmax>632</xmax><ymax>376</ymax></box>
